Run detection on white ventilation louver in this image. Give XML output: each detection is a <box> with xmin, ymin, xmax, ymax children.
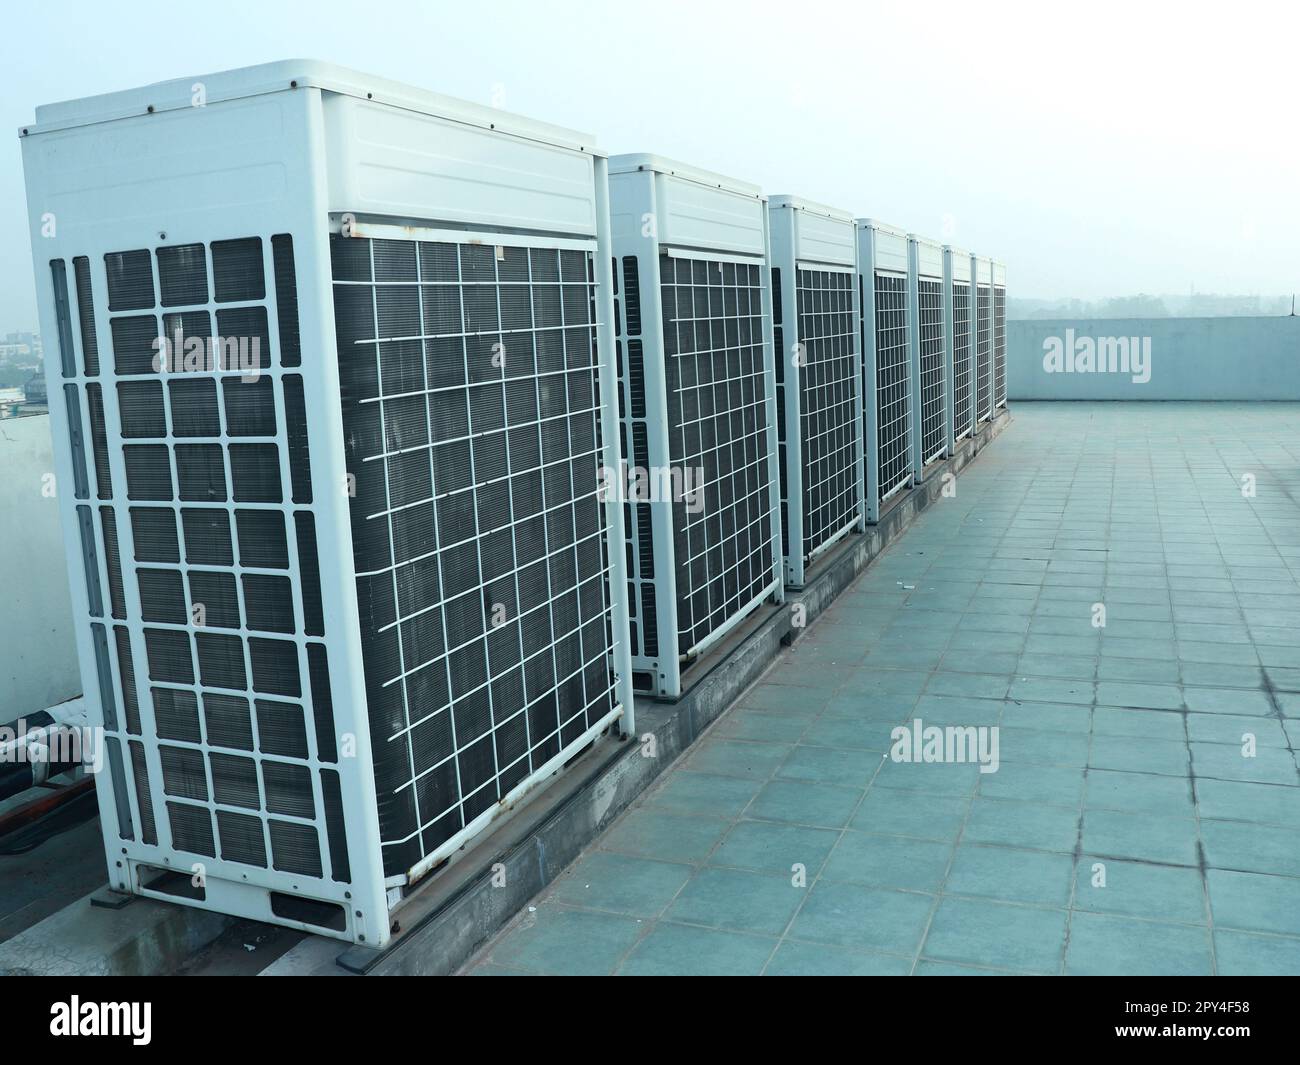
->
<box><xmin>992</xmin><ymin>259</ymin><xmax>1008</xmax><ymax>409</ymax></box>
<box><xmin>908</xmin><ymin>234</ymin><xmax>948</xmax><ymax>472</ymax></box>
<box><xmin>855</xmin><ymin>219</ymin><xmax>914</xmax><ymax>523</ymax></box>
<box><xmin>609</xmin><ymin>155</ymin><xmax>783</xmax><ymax>698</ymax></box>
<box><xmin>21</xmin><ymin>61</ymin><xmax>634</xmax><ymax>946</ymax></box>
<box><xmin>767</xmin><ymin>197</ymin><xmax>864</xmax><ymax>588</ymax></box>
<box><xmin>945</xmin><ymin>246</ymin><xmax>975</xmax><ymax>444</ymax></box>
<box><xmin>974</xmin><ymin>255</ymin><xmax>994</xmax><ymax>422</ymax></box>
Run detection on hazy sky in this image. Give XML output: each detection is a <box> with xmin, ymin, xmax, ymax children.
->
<box><xmin>4</xmin><ymin>0</ymin><xmax>1298</xmax><ymax>329</ymax></box>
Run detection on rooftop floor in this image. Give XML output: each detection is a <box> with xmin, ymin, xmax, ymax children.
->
<box><xmin>464</xmin><ymin>402</ymin><xmax>1300</xmax><ymax>976</ymax></box>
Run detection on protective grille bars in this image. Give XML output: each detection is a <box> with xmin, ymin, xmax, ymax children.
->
<box><xmin>21</xmin><ymin>61</ymin><xmax>633</xmax><ymax>947</ymax></box>
<box><xmin>945</xmin><ymin>246</ymin><xmax>976</xmax><ymax>445</ymax></box>
<box><xmin>856</xmin><ymin>219</ymin><xmax>915</xmax><ymax>523</ymax></box>
<box><xmin>609</xmin><ymin>155</ymin><xmax>783</xmax><ymax>698</ymax></box>
<box><xmin>992</xmin><ymin>260</ymin><xmax>1008</xmax><ymax>409</ymax></box>
<box><xmin>767</xmin><ymin>197</ymin><xmax>864</xmax><ymax>589</ymax></box>
<box><xmin>331</xmin><ymin>236</ymin><xmax>623</xmax><ymax>881</ymax></box>
<box><xmin>908</xmin><ymin>234</ymin><xmax>948</xmax><ymax>475</ymax></box>
<box><xmin>974</xmin><ymin>255</ymin><xmax>994</xmax><ymax>422</ymax></box>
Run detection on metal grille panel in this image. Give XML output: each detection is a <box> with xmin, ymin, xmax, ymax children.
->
<box><xmin>874</xmin><ymin>272</ymin><xmax>911</xmax><ymax>500</ymax></box>
<box><xmin>773</xmin><ymin>268</ymin><xmax>789</xmax><ymax>560</ymax></box>
<box><xmin>977</xmin><ymin>284</ymin><xmax>992</xmax><ymax>419</ymax></box>
<box><xmin>951</xmin><ymin>281</ymin><xmax>972</xmax><ymax>437</ymax></box>
<box><xmin>796</xmin><ymin>269</ymin><xmax>857</xmax><ymax>557</ymax></box>
<box><xmin>661</xmin><ymin>255</ymin><xmax>775</xmax><ymax>656</ymax></box>
<box><xmin>612</xmin><ymin>256</ymin><xmax>659</xmax><ymax>664</ymax></box>
<box><xmin>918</xmin><ymin>277</ymin><xmax>945</xmax><ymax>464</ymax></box>
<box><xmin>57</xmin><ymin>235</ymin><xmax>343</xmax><ymax>889</ymax></box>
<box><xmin>331</xmin><ymin>235</ymin><xmax>619</xmax><ymax>878</ymax></box>
<box><xmin>994</xmin><ymin>284</ymin><xmax>1007</xmax><ymax>408</ymax></box>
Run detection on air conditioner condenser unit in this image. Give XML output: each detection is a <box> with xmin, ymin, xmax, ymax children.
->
<box><xmin>974</xmin><ymin>255</ymin><xmax>994</xmax><ymax>422</ymax></box>
<box><xmin>907</xmin><ymin>234</ymin><xmax>948</xmax><ymax>479</ymax></box>
<box><xmin>992</xmin><ymin>259</ymin><xmax>1008</xmax><ymax>410</ymax></box>
<box><xmin>609</xmin><ymin>155</ymin><xmax>783</xmax><ymax>698</ymax></box>
<box><xmin>767</xmin><ymin>196</ymin><xmax>864</xmax><ymax>589</ymax></box>
<box><xmin>944</xmin><ymin>245</ymin><xmax>976</xmax><ymax>446</ymax></box>
<box><xmin>20</xmin><ymin>61</ymin><xmax>634</xmax><ymax>946</ymax></box>
<box><xmin>856</xmin><ymin>219</ymin><xmax>914</xmax><ymax>523</ymax></box>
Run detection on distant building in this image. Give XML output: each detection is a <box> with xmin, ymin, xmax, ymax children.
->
<box><xmin>0</xmin><ymin>374</ymin><xmax>48</xmax><ymax>419</ymax></box>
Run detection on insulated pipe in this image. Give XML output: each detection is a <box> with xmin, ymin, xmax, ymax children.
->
<box><xmin>0</xmin><ymin>709</ymin><xmax>56</xmax><ymax>740</ymax></box>
<box><xmin>0</xmin><ymin>697</ymin><xmax>89</xmax><ymax>801</ymax></box>
<box><xmin>0</xmin><ymin>747</ymin><xmax>81</xmax><ymax>801</ymax></box>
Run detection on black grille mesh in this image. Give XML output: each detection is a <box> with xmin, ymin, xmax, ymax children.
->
<box><xmin>331</xmin><ymin>235</ymin><xmax>619</xmax><ymax>878</ymax></box>
<box><xmin>977</xmin><ymin>284</ymin><xmax>992</xmax><ymax>418</ymax></box>
<box><xmin>952</xmin><ymin>281</ymin><xmax>972</xmax><ymax>436</ymax></box>
<box><xmin>994</xmin><ymin>284</ymin><xmax>1007</xmax><ymax>407</ymax></box>
<box><xmin>661</xmin><ymin>255</ymin><xmax>774</xmax><ymax>656</ymax></box>
<box><xmin>794</xmin><ymin>268</ymin><xmax>857</xmax><ymax>559</ymax></box>
<box><xmin>612</xmin><ymin>257</ymin><xmax>659</xmax><ymax>663</ymax></box>
<box><xmin>874</xmin><ymin>272</ymin><xmax>910</xmax><ymax>500</ymax></box>
<box><xmin>773</xmin><ymin>267</ymin><xmax>788</xmax><ymax>559</ymax></box>
<box><xmin>918</xmin><ymin>277</ymin><xmax>945</xmax><ymax>463</ymax></box>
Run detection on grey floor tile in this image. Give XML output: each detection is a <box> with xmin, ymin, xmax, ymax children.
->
<box><xmin>777</xmin><ymin>745</ymin><xmax>887</xmax><ymax>790</ymax></box>
<box><xmin>977</xmin><ymin>759</ymin><xmax>1085</xmax><ymax>806</ymax></box>
<box><xmin>790</xmin><ymin>881</ymin><xmax>935</xmax><ymax>954</ymax></box>
<box><xmin>1183</xmin><ymin>687</ymin><xmax>1277</xmax><ymax>716</ymax></box>
<box><xmin>551</xmin><ymin>852</ymin><xmax>693</xmax><ymax>917</ymax></box>
<box><xmin>618</xmin><ymin>922</ymin><xmax>776</xmax><ymax>975</ymax></box>
<box><xmin>963</xmin><ymin>796</ymin><xmax>1080</xmax><ymax>853</ymax></box>
<box><xmin>1195</xmin><ymin>778</ymin><xmax>1300</xmax><ymax>828</ymax></box>
<box><xmin>646</xmin><ymin>770</ymin><xmax>764</xmax><ymax>819</ymax></box>
<box><xmin>710</xmin><ymin>819</ymin><xmax>840</xmax><ymax>877</ymax></box>
<box><xmin>685</xmin><ymin>738</ymin><xmax>794</xmax><ymax>780</ymax></box>
<box><xmin>1085</xmin><ymin>769</ymin><xmax>1196</xmax><ymax>817</ymax></box>
<box><xmin>1200</xmin><ymin>820</ymin><xmax>1300</xmax><ymax>878</ymax></box>
<box><xmin>748</xmin><ymin>778</ymin><xmax>864</xmax><ymax>829</ymax></box>
<box><xmin>946</xmin><ymin>844</ymin><xmax>1074</xmax><ymax>907</ymax></box>
<box><xmin>488</xmin><ymin>905</ymin><xmax>645</xmax><ymax>975</ymax></box>
<box><xmin>1072</xmin><ymin>855</ymin><xmax>1207</xmax><ymax>923</ymax></box>
<box><xmin>851</xmin><ymin>787</ymin><xmax>972</xmax><ymax>840</ymax></box>
<box><xmin>1214</xmin><ymin>929</ymin><xmax>1300</xmax><ymax>975</ymax></box>
<box><xmin>1064</xmin><ymin>912</ymin><xmax>1213</xmax><ymax>976</ymax></box>
<box><xmin>665</xmin><ymin>867</ymin><xmax>805</xmax><ymax>936</ymax></box>
<box><xmin>821</xmin><ymin>832</ymin><xmax>954</xmax><ymax>892</ymax></box>
<box><xmin>1191</xmin><ymin>743</ymin><xmax>1299</xmax><ymax>786</ymax></box>
<box><xmin>1089</xmin><ymin>734</ymin><xmax>1189</xmax><ymax>777</ymax></box>
<box><xmin>1081</xmin><ymin>808</ymin><xmax>1199</xmax><ymax>866</ymax></box>
<box><xmin>601</xmin><ymin>809</ymin><xmax>731</xmax><ymax>863</ymax></box>
<box><xmin>1207</xmin><ymin>870</ymin><xmax>1300</xmax><ymax>937</ymax></box>
<box><xmin>766</xmin><ymin>940</ymin><xmax>913</xmax><ymax>975</ymax></box>
<box><xmin>923</xmin><ymin>897</ymin><xmax>1068</xmax><ymax>974</ymax></box>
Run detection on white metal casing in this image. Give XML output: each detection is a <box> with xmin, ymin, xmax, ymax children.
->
<box><xmin>767</xmin><ymin>197</ymin><xmax>863</xmax><ymax>587</ymax></box>
<box><xmin>855</xmin><ymin>219</ymin><xmax>914</xmax><ymax>524</ymax></box>
<box><xmin>21</xmin><ymin>60</ymin><xmax>634</xmax><ymax>946</ymax></box>
<box><xmin>609</xmin><ymin>155</ymin><xmax>783</xmax><ymax>698</ymax></box>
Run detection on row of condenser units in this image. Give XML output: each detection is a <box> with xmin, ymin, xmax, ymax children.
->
<box><xmin>21</xmin><ymin>62</ymin><xmax>1006</xmax><ymax>946</ymax></box>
